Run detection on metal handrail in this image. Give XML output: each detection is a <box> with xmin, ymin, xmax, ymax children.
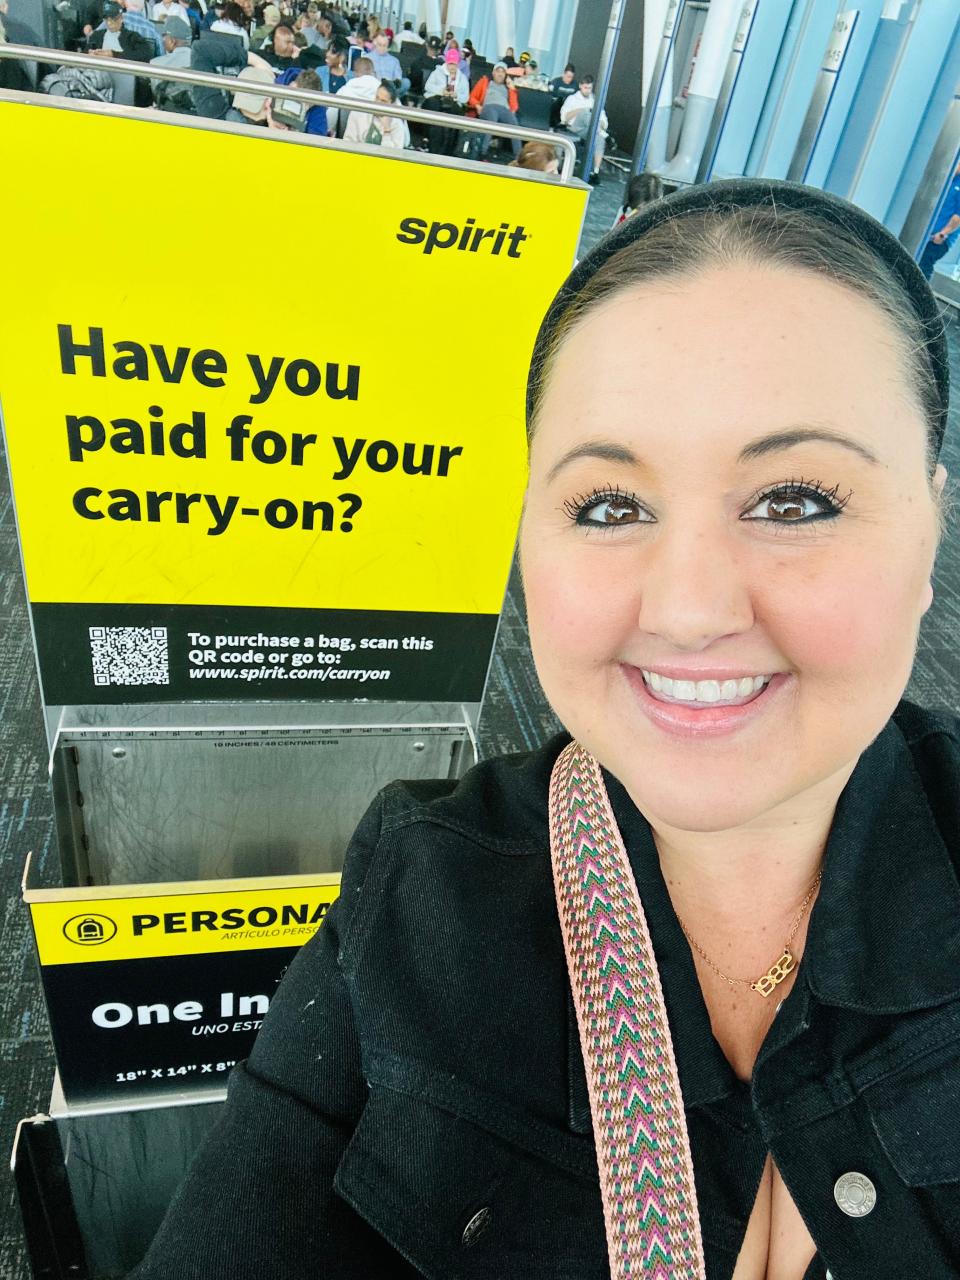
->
<box><xmin>0</xmin><ymin>43</ymin><xmax>580</xmax><ymax>181</ymax></box>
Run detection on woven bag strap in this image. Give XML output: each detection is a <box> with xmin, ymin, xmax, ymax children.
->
<box><xmin>549</xmin><ymin>740</ymin><xmax>707</xmax><ymax>1280</ymax></box>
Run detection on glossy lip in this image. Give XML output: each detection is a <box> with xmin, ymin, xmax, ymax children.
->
<box><xmin>622</xmin><ymin>666</ymin><xmax>793</xmax><ymax>740</ymax></box>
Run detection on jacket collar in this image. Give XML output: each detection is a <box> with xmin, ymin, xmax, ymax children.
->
<box><xmin>803</xmin><ymin>715</ymin><xmax>960</xmax><ymax>1014</ymax></box>
<box><xmin>599</xmin><ymin>711</ymin><xmax>960</xmax><ymax>1106</ymax></box>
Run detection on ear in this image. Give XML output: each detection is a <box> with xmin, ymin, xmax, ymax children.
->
<box><xmin>933</xmin><ymin>462</ymin><xmax>948</xmax><ymax>497</ymax></box>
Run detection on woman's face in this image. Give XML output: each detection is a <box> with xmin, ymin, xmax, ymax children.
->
<box><xmin>375</xmin><ymin>85</ymin><xmax>391</xmax><ymax>105</ymax></box>
<box><xmin>520</xmin><ymin>262</ymin><xmax>945</xmax><ymax>835</ymax></box>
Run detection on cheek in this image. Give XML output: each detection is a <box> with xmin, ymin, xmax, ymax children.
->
<box><xmin>521</xmin><ymin>537</ymin><xmax>639</xmax><ymax>681</ymax></box>
<box><xmin>760</xmin><ymin>541</ymin><xmax>929</xmax><ymax>691</ymax></box>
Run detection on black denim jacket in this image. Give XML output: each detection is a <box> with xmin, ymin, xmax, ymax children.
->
<box><xmin>133</xmin><ymin>700</ymin><xmax>960</xmax><ymax>1280</ymax></box>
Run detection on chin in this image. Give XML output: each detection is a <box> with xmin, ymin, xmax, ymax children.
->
<box><xmin>611</xmin><ymin>769</ymin><xmax>795</xmax><ymax>834</ymax></box>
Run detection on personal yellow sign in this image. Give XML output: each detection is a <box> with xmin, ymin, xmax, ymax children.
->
<box><xmin>0</xmin><ymin>98</ymin><xmax>586</xmax><ymax>704</ymax></box>
<box><xmin>25</xmin><ymin>866</ymin><xmax>343</xmax><ymax>1105</ymax></box>
<box><xmin>28</xmin><ymin>873</ymin><xmax>342</xmax><ymax>964</ymax></box>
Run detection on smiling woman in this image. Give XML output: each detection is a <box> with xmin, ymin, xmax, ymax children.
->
<box><xmin>523</xmin><ymin>197</ymin><xmax>947</xmax><ymax>835</ymax></box>
<box><xmin>519</xmin><ymin>180</ymin><xmax>958</xmax><ymax>1280</ymax></box>
<box><xmin>130</xmin><ymin>182</ymin><xmax>959</xmax><ymax>1280</ymax></box>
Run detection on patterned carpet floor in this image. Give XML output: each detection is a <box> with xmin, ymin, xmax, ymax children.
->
<box><xmin>2</xmin><ymin>162</ymin><xmax>959</xmax><ymax>1274</ymax></box>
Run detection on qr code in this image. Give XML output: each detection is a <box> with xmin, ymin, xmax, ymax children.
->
<box><xmin>89</xmin><ymin>627</ymin><xmax>170</xmax><ymax>687</ymax></box>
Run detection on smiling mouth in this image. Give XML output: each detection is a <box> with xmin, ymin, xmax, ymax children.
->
<box><xmin>640</xmin><ymin>670</ymin><xmax>773</xmax><ymax>708</ymax></box>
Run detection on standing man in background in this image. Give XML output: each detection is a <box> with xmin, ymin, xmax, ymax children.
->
<box><xmin>919</xmin><ymin>163</ymin><xmax>960</xmax><ymax>281</ymax></box>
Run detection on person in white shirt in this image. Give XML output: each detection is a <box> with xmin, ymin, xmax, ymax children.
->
<box><xmin>397</xmin><ymin>20</ymin><xmax>421</xmax><ymax>45</ymax></box>
<box><xmin>423</xmin><ymin>48</ymin><xmax>468</xmax><ymax>104</ymax></box>
<box><xmin>422</xmin><ymin>48</ymin><xmax>468</xmax><ymax>154</ymax></box>
<box><xmin>151</xmin><ymin>0</ymin><xmax>188</xmax><ymax>22</ymax></box>
<box><xmin>560</xmin><ymin>74</ymin><xmax>608</xmax><ymax>180</ymax></box>
<box><xmin>343</xmin><ymin>80</ymin><xmax>409</xmax><ymax>149</ymax></box>
<box><xmin>326</xmin><ymin>54</ymin><xmax>378</xmax><ymax>134</ymax></box>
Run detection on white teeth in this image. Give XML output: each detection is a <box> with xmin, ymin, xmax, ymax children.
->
<box><xmin>640</xmin><ymin>670</ymin><xmax>772</xmax><ymax>704</ymax></box>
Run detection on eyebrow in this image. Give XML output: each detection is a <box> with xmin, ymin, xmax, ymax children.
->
<box><xmin>546</xmin><ymin>427</ymin><xmax>880</xmax><ymax>482</ymax></box>
<box><xmin>546</xmin><ymin>442</ymin><xmax>638</xmax><ymax>482</ymax></box>
<box><xmin>737</xmin><ymin>427</ymin><xmax>880</xmax><ymax>466</ymax></box>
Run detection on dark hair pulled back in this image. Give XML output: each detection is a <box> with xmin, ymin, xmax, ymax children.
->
<box><xmin>527</xmin><ymin>180</ymin><xmax>949</xmax><ymax>479</ymax></box>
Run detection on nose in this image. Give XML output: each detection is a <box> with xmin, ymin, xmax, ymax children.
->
<box><xmin>636</xmin><ymin>519</ymin><xmax>755</xmax><ymax>651</ymax></box>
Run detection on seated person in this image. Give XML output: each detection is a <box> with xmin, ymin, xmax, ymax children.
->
<box><xmin>422</xmin><ymin>47</ymin><xmax>469</xmax><ymax>155</ymax></box>
<box><xmin>396</xmin><ymin>18</ymin><xmax>421</xmax><ymax>46</ymax></box>
<box><xmin>190</xmin><ymin>2</ymin><xmax>269</xmax><ymax>119</ymax></box>
<box><xmin>560</xmin><ymin>73</ymin><xmax>607</xmax><ymax>181</ymax></box>
<box><xmin>524</xmin><ymin>59</ymin><xmax>549</xmax><ymax>90</ymax></box>
<box><xmin>309</xmin><ymin>11</ymin><xmax>332</xmax><ymax>49</ymax></box>
<box><xmin>342</xmin><ymin>78</ymin><xmax>408</xmax><ymax>148</ymax></box>
<box><xmin>467</xmin><ymin>60</ymin><xmax>520</xmax><ymax>160</ymax></box>
<box><xmin>224</xmin><ymin>60</ymin><xmax>271</xmax><ymax>123</ymax></box>
<box><xmin>90</xmin><ymin>0</ymin><xmax>163</xmax><ymax>55</ymax></box>
<box><xmin>407</xmin><ymin>32</ymin><xmax>440</xmax><ymax>95</ymax></box>
<box><xmin>257</xmin><ymin>21</ymin><xmax>300</xmax><ymax>67</ymax></box>
<box><xmin>273</xmin><ymin>63</ymin><xmax>327</xmax><ymax>133</ymax></box>
<box><xmin>201</xmin><ymin>0</ymin><xmax>224</xmax><ymax>28</ymax></box>
<box><xmin>366</xmin><ymin>29</ymin><xmax>406</xmax><ymax>96</ymax></box>
<box><xmin>317</xmin><ymin>38</ymin><xmax>347</xmax><ymax>92</ymax></box>
<box><xmin>249</xmin><ymin>1</ymin><xmax>278</xmax><ymax>48</ymax></box>
<box><xmin>149</xmin><ymin>13</ymin><xmax>192</xmax><ymax>109</ymax></box>
<box><xmin>151</xmin><ymin>0</ymin><xmax>187</xmax><ymax>22</ymax></box>
<box><xmin>225</xmin><ymin>59</ymin><xmax>300</xmax><ymax>129</ymax></box>
<box><xmin>549</xmin><ymin>61</ymin><xmax>577</xmax><ymax>124</ymax></box>
<box><xmin>326</xmin><ymin>53</ymin><xmax>378</xmax><ymax>134</ymax></box>
<box><xmin>87</xmin><ymin>1</ymin><xmax>153</xmax><ymax>59</ymax></box>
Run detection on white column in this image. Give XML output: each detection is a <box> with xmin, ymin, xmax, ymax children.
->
<box><xmin>447</xmin><ymin>0</ymin><xmax>471</xmax><ymax>35</ymax></box>
<box><xmin>644</xmin><ymin>0</ymin><xmax>678</xmax><ymax>172</ymax></box>
<box><xmin>643</xmin><ymin>0</ymin><xmax>670</xmax><ymax>100</ymax></box>
<box><xmin>422</xmin><ymin>0</ymin><xmax>442</xmax><ymax>35</ymax></box>
<box><xmin>528</xmin><ymin>0</ymin><xmax>556</xmax><ymax>55</ymax></box>
<box><xmin>495</xmin><ymin>0</ymin><xmax>516</xmax><ymax>56</ymax></box>
<box><xmin>658</xmin><ymin>0</ymin><xmax>741</xmax><ymax>180</ymax></box>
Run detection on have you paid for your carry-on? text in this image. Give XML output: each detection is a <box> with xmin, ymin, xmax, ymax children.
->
<box><xmin>54</xmin><ymin>324</ymin><xmax>465</xmax><ymax>536</ymax></box>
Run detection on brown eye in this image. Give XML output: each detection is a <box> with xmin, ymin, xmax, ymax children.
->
<box><xmin>742</xmin><ymin>481</ymin><xmax>849</xmax><ymax>524</ymax></box>
<box><xmin>768</xmin><ymin>496</ymin><xmax>806</xmax><ymax>520</ymax></box>
<box><xmin>578</xmin><ymin>496</ymin><xmax>647</xmax><ymax>526</ymax></box>
<box><xmin>599</xmin><ymin>499</ymin><xmax>639</xmax><ymax>524</ymax></box>
<box><xmin>563</xmin><ymin>489</ymin><xmax>654</xmax><ymax>527</ymax></box>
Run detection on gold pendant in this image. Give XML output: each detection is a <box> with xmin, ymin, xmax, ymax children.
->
<box><xmin>751</xmin><ymin>949</ymin><xmax>796</xmax><ymax>998</ymax></box>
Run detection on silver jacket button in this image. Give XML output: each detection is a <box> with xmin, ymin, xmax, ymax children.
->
<box><xmin>834</xmin><ymin>1171</ymin><xmax>877</xmax><ymax>1217</ymax></box>
<box><xmin>462</xmin><ymin>1207</ymin><xmax>492</xmax><ymax>1247</ymax></box>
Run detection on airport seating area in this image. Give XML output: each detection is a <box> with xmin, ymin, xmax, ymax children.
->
<box><xmin>0</xmin><ymin>1</ymin><xmax>609</xmax><ymax>174</ymax></box>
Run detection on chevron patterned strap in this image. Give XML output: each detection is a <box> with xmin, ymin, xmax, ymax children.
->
<box><xmin>549</xmin><ymin>741</ymin><xmax>706</xmax><ymax>1280</ymax></box>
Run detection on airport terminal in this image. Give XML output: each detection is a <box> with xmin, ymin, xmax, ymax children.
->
<box><xmin>1</xmin><ymin>1</ymin><xmax>960</xmax><ymax>1276</ymax></box>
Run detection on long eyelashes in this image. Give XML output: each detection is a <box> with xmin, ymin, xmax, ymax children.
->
<box><xmin>562</xmin><ymin>477</ymin><xmax>854</xmax><ymax>528</ymax></box>
<box><xmin>561</xmin><ymin>485</ymin><xmax>641</xmax><ymax>523</ymax></box>
<box><xmin>744</xmin><ymin>477</ymin><xmax>853</xmax><ymax>516</ymax></box>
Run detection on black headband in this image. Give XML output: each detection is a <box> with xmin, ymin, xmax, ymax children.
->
<box><xmin>527</xmin><ymin>178</ymin><xmax>949</xmax><ymax>458</ymax></box>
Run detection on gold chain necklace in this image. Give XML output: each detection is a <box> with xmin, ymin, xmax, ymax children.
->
<box><xmin>676</xmin><ymin>870</ymin><xmax>822</xmax><ymax>998</ymax></box>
